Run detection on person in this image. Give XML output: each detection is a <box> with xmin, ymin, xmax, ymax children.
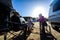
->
<box><xmin>38</xmin><ymin>14</ymin><xmax>47</xmax><ymax>34</ymax></box>
<box><xmin>27</xmin><ymin>18</ymin><xmax>34</xmax><ymax>32</ymax></box>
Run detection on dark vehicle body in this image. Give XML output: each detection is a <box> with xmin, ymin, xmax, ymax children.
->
<box><xmin>49</xmin><ymin>0</ymin><xmax>60</xmax><ymax>29</ymax></box>
<box><xmin>0</xmin><ymin>0</ymin><xmax>13</xmax><ymax>32</ymax></box>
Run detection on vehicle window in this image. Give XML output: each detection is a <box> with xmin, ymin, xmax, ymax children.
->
<box><xmin>53</xmin><ymin>0</ymin><xmax>60</xmax><ymax>12</ymax></box>
<box><xmin>20</xmin><ymin>17</ymin><xmax>25</xmax><ymax>23</ymax></box>
<box><xmin>20</xmin><ymin>18</ymin><xmax>25</xmax><ymax>21</ymax></box>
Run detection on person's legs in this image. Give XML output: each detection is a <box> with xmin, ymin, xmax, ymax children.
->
<box><xmin>40</xmin><ymin>22</ymin><xmax>43</xmax><ymax>34</ymax></box>
<box><xmin>39</xmin><ymin>22</ymin><xmax>42</xmax><ymax>31</ymax></box>
<box><xmin>42</xmin><ymin>23</ymin><xmax>45</xmax><ymax>34</ymax></box>
<box><xmin>27</xmin><ymin>24</ymin><xmax>31</xmax><ymax>32</ymax></box>
<box><xmin>23</xmin><ymin>24</ymin><xmax>27</xmax><ymax>40</ymax></box>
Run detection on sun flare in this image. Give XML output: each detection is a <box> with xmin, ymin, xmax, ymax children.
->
<box><xmin>32</xmin><ymin>6</ymin><xmax>46</xmax><ymax>18</ymax></box>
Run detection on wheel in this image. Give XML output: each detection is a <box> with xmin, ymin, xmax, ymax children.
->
<box><xmin>55</xmin><ymin>26</ymin><xmax>59</xmax><ymax>30</ymax></box>
<box><xmin>51</xmin><ymin>25</ymin><xmax>55</xmax><ymax>29</ymax></box>
<box><xmin>52</xmin><ymin>25</ymin><xmax>59</xmax><ymax>30</ymax></box>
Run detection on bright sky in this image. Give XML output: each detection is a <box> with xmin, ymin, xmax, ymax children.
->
<box><xmin>12</xmin><ymin>0</ymin><xmax>53</xmax><ymax>18</ymax></box>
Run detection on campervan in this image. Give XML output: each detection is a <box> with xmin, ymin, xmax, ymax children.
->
<box><xmin>49</xmin><ymin>0</ymin><xmax>60</xmax><ymax>30</ymax></box>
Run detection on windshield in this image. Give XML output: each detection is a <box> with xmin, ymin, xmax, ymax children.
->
<box><xmin>20</xmin><ymin>17</ymin><xmax>26</xmax><ymax>24</ymax></box>
<box><xmin>20</xmin><ymin>17</ymin><xmax>25</xmax><ymax>21</ymax></box>
<box><xmin>53</xmin><ymin>0</ymin><xmax>60</xmax><ymax>12</ymax></box>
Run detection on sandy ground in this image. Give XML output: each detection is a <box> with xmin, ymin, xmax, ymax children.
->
<box><xmin>0</xmin><ymin>22</ymin><xmax>40</xmax><ymax>40</ymax></box>
<box><xmin>27</xmin><ymin>22</ymin><xmax>40</xmax><ymax>40</ymax></box>
<box><xmin>0</xmin><ymin>22</ymin><xmax>60</xmax><ymax>40</ymax></box>
<box><xmin>27</xmin><ymin>22</ymin><xmax>60</xmax><ymax>40</ymax></box>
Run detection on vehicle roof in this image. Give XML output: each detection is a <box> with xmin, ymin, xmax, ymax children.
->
<box><xmin>0</xmin><ymin>0</ymin><xmax>13</xmax><ymax>9</ymax></box>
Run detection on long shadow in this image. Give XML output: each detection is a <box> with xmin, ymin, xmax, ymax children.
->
<box><xmin>10</xmin><ymin>31</ymin><xmax>31</xmax><ymax>40</ymax></box>
<box><xmin>40</xmin><ymin>32</ymin><xmax>57</xmax><ymax>40</ymax></box>
<box><xmin>54</xmin><ymin>28</ymin><xmax>60</xmax><ymax>33</ymax></box>
<box><xmin>39</xmin><ymin>24</ymin><xmax>57</xmax><ymax>40</ymax></box>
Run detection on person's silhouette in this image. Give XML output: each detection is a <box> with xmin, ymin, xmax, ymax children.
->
<box><xmin>38</xmin><ymin>14</ymin><xmax>47</xmax><ymax>34</ymax></box>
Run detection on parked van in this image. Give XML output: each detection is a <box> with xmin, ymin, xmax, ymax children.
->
<box><xmin>49</xmin><ymin>0</ymin><xmax>60</xmax><ymax>30</ymax></box>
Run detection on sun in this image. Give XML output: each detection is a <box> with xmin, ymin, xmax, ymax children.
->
<box><xmin>32</xmin><ymin>6</ymin><xmax>46</xmax><ymax>18</ymax></box>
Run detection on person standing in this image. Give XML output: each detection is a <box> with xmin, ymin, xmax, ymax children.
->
<box><xmin>27</xmin><ymin>18</ymin><xmax>34</xmax><ymax>32</ymax></box>
<box><xmin>38</xmin><ymin>14</ymin><xmax>47</xmax><ymax>34</ymax></box>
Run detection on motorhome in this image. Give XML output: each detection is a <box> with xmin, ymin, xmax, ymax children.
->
<box><xmin>49</xmin><ymin>0</ymin><xmax>60</xmax><ymax>30</ymax></box>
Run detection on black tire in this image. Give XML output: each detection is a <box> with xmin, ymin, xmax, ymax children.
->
<box><xmin>52</xmin><ymin>25</ymin><xmax>59</xmax><ymax>30</ymax></box>
<box><xmin>55</xmin><ymin>26</ymin><xmax>59</xmax><ymax>30</ymax></box>
<box><xmin>51</xmin><ymin>25</ymin><xmax>55</xmax><ymax>29</ymax></box>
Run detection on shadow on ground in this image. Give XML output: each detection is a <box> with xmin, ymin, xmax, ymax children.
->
<box><xmin>52</xmin><ymin>28</ymin><xmax>60</xmax><ymax>33</ymax></box>
<box><xmin>9</xmin><ymin>31</ymin><xmax>31</xmax><ymax>40</ymax></box>
<box><xmin>40</xmin><ymin>33</ymin><xmax>57</xmax><ymax>40</ymax></box>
